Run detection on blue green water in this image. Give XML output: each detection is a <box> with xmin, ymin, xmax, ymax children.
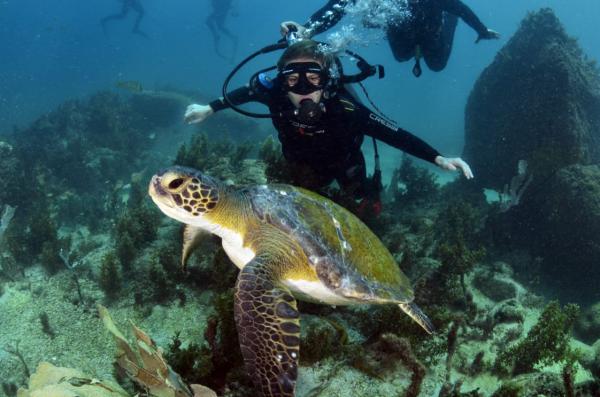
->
<box><xmin>1</xmin><ymin>0</ymin><xmax>599</xmax><ymax>157</ymax></box>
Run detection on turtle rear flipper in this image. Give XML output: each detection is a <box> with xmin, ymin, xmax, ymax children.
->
<box><xmin>399</xmin><ymin>302</ymin><xmax>435</xmax><ymax>334</ymax></box>
<box><xmin>234</xmin><ymin>253</ymin><xmax>300</xmax><ymax>397</ymax></box>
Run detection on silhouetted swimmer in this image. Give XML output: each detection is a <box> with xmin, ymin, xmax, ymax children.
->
<box><xmin>206</xmin><ymin>0</ymin><xmax>238</xmax><ymax>62</ymax></box>
<box><xmin>101</xmin><ymin>0</ymin><xmax>148</xmax><ymax>38</ymax></box>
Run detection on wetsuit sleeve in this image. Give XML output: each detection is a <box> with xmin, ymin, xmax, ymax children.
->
<box><xmin>209</xmin><ymin>78</ymin><xmax>271</xmax><ymax>112</ymax></box>
<box><xmin>304</xmin><ymin>0</ymin><xmax>353</xmax><ymax>36</ymax></box>
<box><xmin>438</xmin><ymin>0</ymin><xmax>489</xmax><ymax>35</ymax></box>
<box><xmin>356</xmin><ymin>103</ymin><xmax>441</xmax><ymax>164</ymax></box>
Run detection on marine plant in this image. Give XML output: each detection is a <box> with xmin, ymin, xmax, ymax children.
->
<box><xmin>98</xmin><ymin>305</ymin><xmax>216</xmax><ymax>397</ymax></box>
<box><xmin>388</xmin><ymin>155</ymin><xmax>439</xmax><ymax>206</ymax></box>
<box><xmin>114</xmin><ymin>186</ymin><xmax>160</xmax><ymax>250</ymax></box>
<box><xmin>59</xmin><ymin>248</ymin><xmax>85</xmax><ymax>305</ymax></box>
<box><xmin>147</xmin><ymin>260</ymin><xmax>172</xmax><ymax>304</ymax></box>
<box><xmin>2</xmin><ymin>341</ymin><xmax>30</xmax><ymax>380</ymax></box>
<box><xmin>32</xmin><ymin>211</ymin><xmax>65</xmax><ymax>275</ymax></box>
<box><xmin>299</xmin><ymin>315</ymin><xmax>347</xmax><ymax>364</ymax></box>
<box><xmin>98</xmin><ymin>251</ymin><xmax>122</xmax><ymax>301</ymax></box>
<box><xmin>165</xmin><ymin>332</ymin><xmax>212</xmax><ymax>385</ymax></box>
<box><xmin>116</xmin><ymin>232</ymin><xmax>136</xmax><ymax>274</ymax></box>
<box><xmin>229</xmin><ymin>140</ymin><xmax>254</xmax><ymax>172</ymax></box>
<box><xmin>258</xmin><ymin>136</ymin><xmax>292</xmax><ymax>184</ymax></box>
<box><xmin>1</xmin><ymin>382</ymin><xmax>17</xmax><ymax>397</ymax></box>
<box><xmin>349</xmin><ymin>333</ymin><xmax>426</xmax><ymax>397</ymax></box>
<box><xmin>432</xmin><ymin>201</ymin><xmax>486</xmax><ymax>305</ymax></box>
<box><xmin>38</xmin><ymin>312</ymin><xmax>56</xmax><ymax>339</ymax></box>
<box><xmin>166</xmin><ymin>290</ymin><xmax>245</xmax><ymax>392</ymax></box>
<box><xmin>175</xmin><ymin>132</ymin><xmax>255</xmax><ymax>177</ymax></box>
<box><xmin>494</xmin><ymin>300</ymin><xmax>579</xmax><ymax>376</ymax></box>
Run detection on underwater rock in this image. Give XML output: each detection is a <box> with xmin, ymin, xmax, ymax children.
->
<box><xmin>491</xmin><ymin>372</ymin><xmax>565</xmax><ymax>397</ymax></box>
<box><xmin>468</xmin><ymin>9</ymin><xmax>600</xmax><ymax>303</ymax></box>
<box><xmin>523</xmin><ymin>164</ymin><xmax>600</xmax><ymax>303</ymax></box>
<box><xmin>574</xmin><ymin>302</ymin><xmax>600</xmax><ymax>345</ymax></box>
<box><xmin>129</xmin><ymin>90</ymin><xmax>191</xmax><ymax>128</ymax></box>
<box><xmin>464</xmin><ymin>8</ymin><xmax>600</xmax><ymax>191</ymax></box>
<box><xmin>472</xmin><ymin>269</ymin><xmax>517</xmax><ymax>302</ymax></box>
<box><xmin>0</xmin><ymin>141</ymin><xmax>22</xmax><ymax>206</ymax></box>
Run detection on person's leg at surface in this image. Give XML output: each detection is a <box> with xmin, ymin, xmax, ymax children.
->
<box><xmin>100</xmin><ymin>3</ymin><xmax>130</xmax><ymax>34</ymax></box>
<box><xmin>206</xmin><ymin>13</ymin><xmax>226</xmax><ymax>59</ymax></box>
<box><xmin>386</xmin><ymin>23</ymin><xmax>416</xmax><ymax>64</ymax></box>
<box><xmin>130</xmin><ymin>1</ymin><xmax>148</xmax><ymax>37</ymax></box>
<box><xmin>386</xmin><ymin>22</ymin><xmax>426</xmax><ymax>77</ymax></box>
<box><xmin>422</xmin><ymin>12</ymin><xmax>458</xmax><ymax>72</ymax></box>
<box><xmin>215</xmin><ymin>15</ymin><xmax>238</xmax><ymax>62</ymax></box>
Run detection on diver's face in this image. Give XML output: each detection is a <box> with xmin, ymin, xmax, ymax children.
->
<box><xmin>284</xmin><ymin>57</ymin><xmax>324</xmax><ymax>108</ymax></box>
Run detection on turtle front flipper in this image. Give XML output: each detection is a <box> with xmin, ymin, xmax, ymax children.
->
<box><xmin>234</xmin><ymin>254</ymin><xmax>300</xmax><ymax>397</ymax></box>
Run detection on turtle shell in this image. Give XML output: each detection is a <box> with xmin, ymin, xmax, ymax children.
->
<box><xmin>243</xmin><ymin>184</ymin><xmax>414</xmax><ymax>304</ymax></box>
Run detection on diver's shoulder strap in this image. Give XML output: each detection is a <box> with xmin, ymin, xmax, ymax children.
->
<box><xmin>335</xmin><ymin>91</ymin><xmax>358</xmax><ymax>113</ymax></box>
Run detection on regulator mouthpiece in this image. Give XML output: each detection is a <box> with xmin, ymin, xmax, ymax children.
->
<box><xmin>296</xmin><ymin>99</ymin><xmax>323</xmax><ymax>124</ymax></box>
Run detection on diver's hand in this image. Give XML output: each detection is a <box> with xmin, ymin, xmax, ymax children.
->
<box><xmin>184</xmin><ymin>104</ymin><xmax>214</xmax><ymax>124</ymax></box>
<box><xmin>280</xmin><ymin>21</ymin><xmax>309</xmax><ymax>38</ymax></box>
<box><xmin>476</xmin><ymin>28</ymin><xmax>500</xmax><ymax>43</ymax></box>
<box><xmin>435</xmin><ymin>156</ymin><xmax>474</xmax><ymax>179</ymax></box>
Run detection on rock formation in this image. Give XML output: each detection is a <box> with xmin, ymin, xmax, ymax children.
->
<box><xmin>464</xmin><ymin>8</ymin><xmax>600</xmax><ymax>190</ymax></box>
<box><xmin>465</xmin><ymin>9</ymin><xmax>600</xmax><ymax>303</ymax></box>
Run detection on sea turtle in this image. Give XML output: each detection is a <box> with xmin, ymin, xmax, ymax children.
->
<box><xmin>148</xmin><ymin>166</ymin><xmax>434</xmax><ymax>397</ymax></box>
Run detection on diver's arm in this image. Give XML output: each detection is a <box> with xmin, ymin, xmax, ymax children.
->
<box><xmin>359</xmin><ymin>106</ymin><xmax>440</xmax><ymax>164</ymax></box>
<box><xmin>185</xmin><ymin>85</ymin><xmax>265</xmax><ymax>124</ymax></box>
<box><xmin>208</xmin><ymin>86</ymin><xmax>256</xmax><ymax>112</ymax></box>
<box><xmin>358</xmin><ymin>105</ymin><xmax>474</xmax><ymax>178</ymax></box>
<box><xmin>303</xmin><ymin>0</ymin><xmax>353</xmax><ymax>37</ymax></box>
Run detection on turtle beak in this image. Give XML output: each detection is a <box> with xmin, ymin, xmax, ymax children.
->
<box><xmin>148</xmin><ymin>174</ymin><xmax>173</xmax><ymax>207</ymax></box>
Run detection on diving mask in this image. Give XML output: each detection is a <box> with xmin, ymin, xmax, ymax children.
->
<box><xmin>279</xmin><ymin>62</ymin><xmax>330</xmax><ymax>95</ymax></box>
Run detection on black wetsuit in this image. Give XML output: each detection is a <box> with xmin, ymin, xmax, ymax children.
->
<box><xmin>209</xmin><ymin>77</ymin><xmax>441</xmax><ymax>198</ymax></box>
<box><xmin>305</xmin><ymin>0</ymin><xmax>491</xmax><ymax>71</ymax></box>
<box><xmin>206</xmin><ymin>0</ymin><xmax>238</xmax><ymax>61</ymax></box>
<box><xmin>101</xmin><ymin>0</ymin><xmax>146</xmax><ymax>37</ymax></box>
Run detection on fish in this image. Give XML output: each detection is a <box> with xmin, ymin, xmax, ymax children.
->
<box><xmin>115</xmin><ymin>80</ymin><xmax>143</xmax><ymax>93</ymax></box>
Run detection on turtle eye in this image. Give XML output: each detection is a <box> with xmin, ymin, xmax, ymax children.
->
<box><xmin>168</xmin><ymin>178</ymin><xmax>185</xmax><ymax>190</ymax></box>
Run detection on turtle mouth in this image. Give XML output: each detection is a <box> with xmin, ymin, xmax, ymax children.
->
<box><xmin>148</xmin><ymin>175</ymin><xmax>175</xmax><ymax>208</ymax></box>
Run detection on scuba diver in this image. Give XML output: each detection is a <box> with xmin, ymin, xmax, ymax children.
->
<box><xmin>101</xmin><ymin>0</ymin><xmax>148</xmax><ymax>38</ymax></box>
<box><xmin>184</xmin><ymin>40</ymin><xmax>473</xmax><ymax>216</ymax></box>
<box><xmin>280</xmin><ymin>0</ymin><xmax>500</xmax><ymax>77</ymax></box>
<box><xmin>206</xmin><ymin>0</ymin><xmax>238</xmax><ymax>62</ymax></box>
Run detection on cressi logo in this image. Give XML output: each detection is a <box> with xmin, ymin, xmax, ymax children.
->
<box><xmin>369</xmin><ymin>113</ymin><xmax>398</xmax><ymax>131</ymax></box>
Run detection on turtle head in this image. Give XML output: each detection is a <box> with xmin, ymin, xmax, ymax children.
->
<box><xmin>149</xmin><ymin>166</ymin><xmax>221</xmax><ymax>225</ymax></box>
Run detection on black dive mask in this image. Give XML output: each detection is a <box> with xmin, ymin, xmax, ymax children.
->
<box><xmin>278</xmin><ymin>62</ymin><xmax>329</xmax><ymax>95</ymax></box>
